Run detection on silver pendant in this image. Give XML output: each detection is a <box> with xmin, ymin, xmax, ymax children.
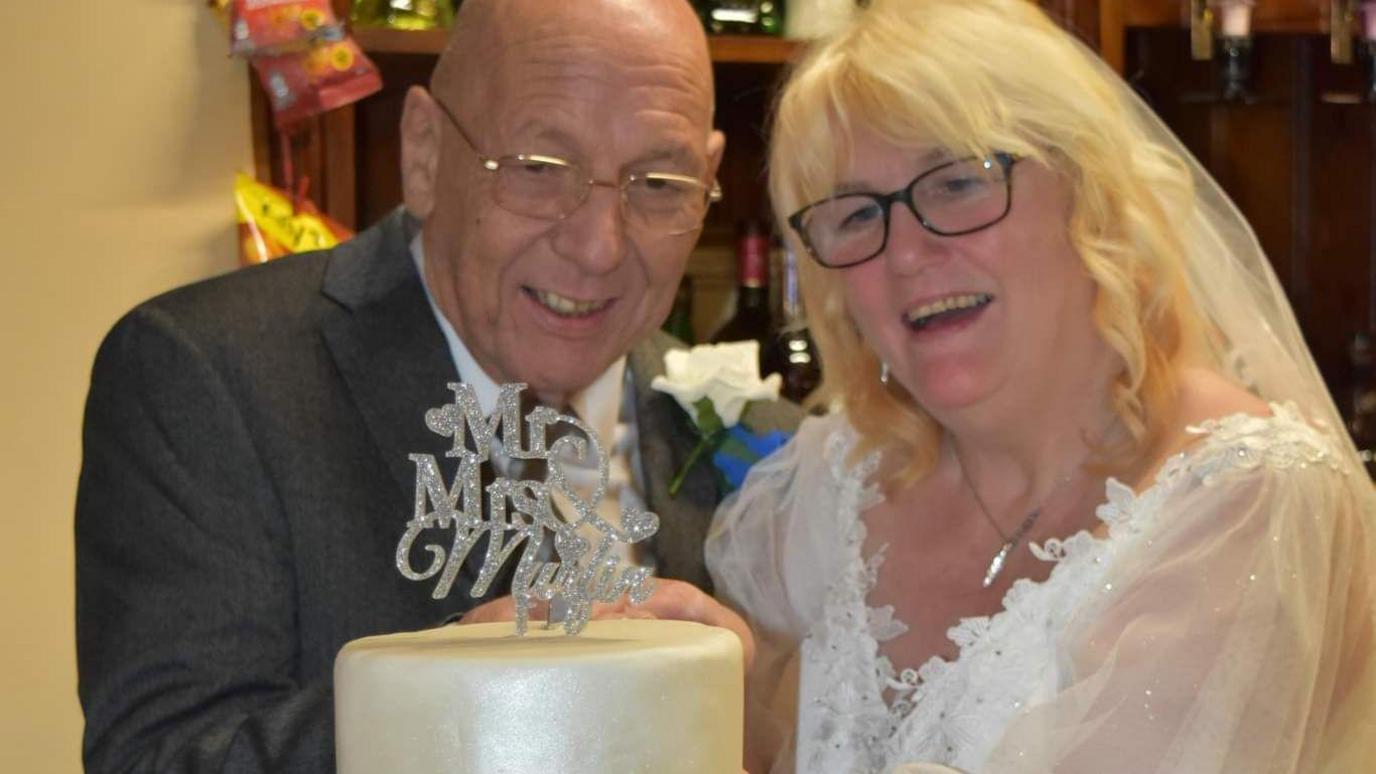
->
<box><xmin>982</xmin><ymin>540</ymin><xmax>1015</xmax><ymax>588</ymax></box>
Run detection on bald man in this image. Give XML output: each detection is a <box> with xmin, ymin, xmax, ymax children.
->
<box><xmin>75</xmin><ymin>1</ymin><xmax>798</xmax><ymax>770</ymax></box>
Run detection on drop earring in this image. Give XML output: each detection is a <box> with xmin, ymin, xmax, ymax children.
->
<box><xmin>880</xmin><ymin>362</ymin><xmax>890</xmax><ymax>385</ymax></box>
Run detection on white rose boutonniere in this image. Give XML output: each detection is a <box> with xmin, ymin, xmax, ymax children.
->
<box><xmin>650</xmin><ymin>341</ymin><xmax>789</xmax><ymax>496</ymax></box>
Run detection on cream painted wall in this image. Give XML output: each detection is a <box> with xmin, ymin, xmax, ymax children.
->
<box><xmin>0</xmin><ymin>4</ymin><xmax>252</xmax><ymax>771</ymax></box>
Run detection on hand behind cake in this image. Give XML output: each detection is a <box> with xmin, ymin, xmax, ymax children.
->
<box><xmin>460</xmin><ymin>580</ymin><xmax>755</xmax><ymax>671</ymax></box>
<box><xmin>632</xmin><ymin>579</ymin><xmax>755</xmax><ymax>671</ymax></box>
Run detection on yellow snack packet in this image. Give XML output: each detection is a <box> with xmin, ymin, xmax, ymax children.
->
<box><xmin>234</xmin><ymin>173</ymin><xmax>351</xmax><ymax>265</ymax></box>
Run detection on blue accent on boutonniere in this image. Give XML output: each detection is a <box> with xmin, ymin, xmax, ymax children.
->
<box><xmin>666</xmin><ymin>397</ymin><xmax>792</xmax><ymax>497</ymax></box>
<box><xmin>712</xmin><ymin>425</ymin><xmax>791</xmax><ymax>492</ymax></box>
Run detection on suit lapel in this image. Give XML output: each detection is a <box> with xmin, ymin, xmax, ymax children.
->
<box><xmin>628</xmin><ymin>333</ymin><xmax>719</xmax><ymax>590</ymax></box>
<box><xmin>320</xmin><ymin>210</ymin><xmax>459</xmax><ymax>502</ymax></box>
<box><xmin>318</xmin><ymin>222</ymin><xmax>726</xmax><ymax>592</ymax></box>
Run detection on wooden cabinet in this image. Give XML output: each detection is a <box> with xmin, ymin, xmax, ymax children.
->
<box><xmin>252</xmin><ymin>4</ymin><xmax>1118</xmax><ymax>338</ymax></box>
<box><xmin>248</xmin><ymin>28</ymin><xmax>809</xmax><ymax>337</ymax></box>
<box><xmin>250</xmin><ymin>30</ymin><xmax>806</xmax><ymax>229</ymax></box>
<box><xmin>1111</xmin><ymin>1</ymin><xmax>1376</xmax><ymax>409</ymax></box>
<box><xmin>252</xmin><ymin>2</ymin><xmax>1376</xmax><ymax>406</ymax></box>
<box><xmin>1126</xmin><ymin>0</ymin><xmax>1340</xmax><ymax>33</ymax></box>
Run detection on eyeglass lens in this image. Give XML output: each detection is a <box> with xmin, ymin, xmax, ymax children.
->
<box><xmin>490</xmin><ymin>157</ymin><xmax>711</xmax><ymax>233</ymax></box>
<box><xmin>797</xmin><ymin>156</ymin><xmax>1011</xmax><ymax>267</ymax></box>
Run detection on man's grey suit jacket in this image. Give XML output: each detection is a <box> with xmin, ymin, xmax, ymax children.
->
<box><xmin>75</xmin><ymin>209</ymin><xmax>801</xmax><ymax>773</ymax></box>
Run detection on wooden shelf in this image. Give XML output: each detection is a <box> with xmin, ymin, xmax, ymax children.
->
<box><xmin>352</xmin><ymin>26</ymin><xmax>448</xmax><ymax>54</ymax></box>
<box><xmin>1125</xmin><ymin>0</ymin><xmax>1334</xmax><ymax>34</ymax></box>
<box><xmin>708</xmin><ymin>35</ymin><xmax>802</xmax><ymax>64</ymax></box>
<box><xmin>353</xmin><ymin>26</ymin><xmax>801</xmax><ymax>63</ymax></box>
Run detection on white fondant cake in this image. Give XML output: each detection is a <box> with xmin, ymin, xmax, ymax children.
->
<box><xmin>334</xmin><ymin>619</ymin><xmax>743</xmax><ymax>773</ymax></box>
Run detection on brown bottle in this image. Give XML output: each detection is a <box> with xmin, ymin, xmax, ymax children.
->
<box><xmin>761</xmin><ymin>246</ymin><xmax>821</xmax><ymax>403</ymax></box>
<box><xmin>662</xmin><ymin>276</ymin><xmax>695</xmax><ymax>344</ymax></box>
<box><xmin>710</xmin><ymin>221</ymin><xmax>774</xmax><ymax>361</ymax></box>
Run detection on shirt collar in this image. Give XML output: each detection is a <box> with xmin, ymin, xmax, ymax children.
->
<box><xmin>411</xmin><ymin>235</ymin><xmax>626</xmax><ymax>431</ymax></box>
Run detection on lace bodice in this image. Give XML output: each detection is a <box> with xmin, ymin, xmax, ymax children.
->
<box><xmin>730</xmin><ymin>404</ymin><xmax>1352</xmax><ymax>774</ymax></box>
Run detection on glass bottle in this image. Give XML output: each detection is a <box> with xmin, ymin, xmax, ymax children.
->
<box><xmin>710</xmin><ymin>220</ymin><xmax>774</xmax><ymax>363</ymax></box>
<box><xmin>662</xmin><ymin>276</ymin><xmax>696</xmax><ymax>344</ymax></box>
<box><xmin>695</xmin><ymin>1</ymin><xmax>785</xmax><ymax>36</ymax></box>
<box><xmin>351</xmin><ymin>0</ymin><xmax>455</xmax><ymax>30</ymax></box>
<box><xmin>761</xmin><ymin>247</ymin><xmax>822</xmax><ymax>403</ymax></box>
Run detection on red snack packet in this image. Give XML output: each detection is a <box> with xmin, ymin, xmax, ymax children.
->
<box><xmin>252</xmin><ymin>37</ymin><xmax>383</xmax><ymax>129</ymax></box>
<box><xmin>230</xmin><ymin>0</ymin><xmax>344</xmax><ymax>57</ymax></box>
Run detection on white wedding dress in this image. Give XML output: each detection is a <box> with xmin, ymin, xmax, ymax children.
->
<box><xmin>707</xmin><ymin>405</ymin><xmax>1376</xmax><ymax>773</ymax></box>
<box><xmin>706</xmin><ymin>13</ymin><xmax>1376</xmax><ymax>771</ymax></box>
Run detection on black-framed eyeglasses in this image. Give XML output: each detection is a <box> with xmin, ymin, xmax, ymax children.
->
<box><xmin>433</xmin><ymin>98</ymin><xmax>723</xmax><ymax>236</ymax></box>
<box><xmin>787</xmin><ymin>153</ymin><xmax>1019</xmax><ymax>268</ymax></box>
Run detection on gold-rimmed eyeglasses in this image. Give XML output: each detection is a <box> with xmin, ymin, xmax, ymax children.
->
<box><xmin>433</xmin><ymin>98</ymin><xmax>723</xmax><ymax>236</ymax></box>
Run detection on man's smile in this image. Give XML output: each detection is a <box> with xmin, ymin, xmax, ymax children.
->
<box><xmin>525</xmin><ymin>287</ymin><xmax>615</xmax><ymax>318</ymax></box>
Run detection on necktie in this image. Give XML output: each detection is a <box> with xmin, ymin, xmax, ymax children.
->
<box><xmin>508</xmin><ymin>391</ymin><xmax>638</xmax><ymax>567</ymax></box>
<box><xmin>545</xmin><ymin>410</ymin><xmax>640</xmax><ymax>569</ymax></box>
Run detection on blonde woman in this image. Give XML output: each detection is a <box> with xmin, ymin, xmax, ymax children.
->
<box><xmin>701</xmin><ymin>0</ymin><xmax>1376</xmax><ymax>771</ymax></box>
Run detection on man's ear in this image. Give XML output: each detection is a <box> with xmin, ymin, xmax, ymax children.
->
<box><xmin>705</xmin><ymin>128</ymin><xmax>726</xmax><ymax>182</ymax></box>
<box><xmin>400</xmin><ymin>86</ymin><xmax>441</xmax><ymax>220</ymax></box>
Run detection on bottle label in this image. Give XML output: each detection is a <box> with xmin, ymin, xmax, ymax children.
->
<box><xmin>739</xmin><ymin>232</ymin><xmax>770</xmax><ymax>288</ymax></box>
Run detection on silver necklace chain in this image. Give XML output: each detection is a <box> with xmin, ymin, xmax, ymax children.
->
<box><xmin>955</xmin><ymin>450</ymin><xmax>1083</xmax><ymax>589</ymax></box>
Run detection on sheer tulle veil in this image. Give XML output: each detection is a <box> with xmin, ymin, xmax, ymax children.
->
<box><xmin>1112</xmin><ymin>58</ymin><xmax>1363</xmax><ymax>463</ymax></box>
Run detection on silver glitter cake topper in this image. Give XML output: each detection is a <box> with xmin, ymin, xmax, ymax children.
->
<box><xmin>396</xmin><ymin>382</ymin><xmax>658</xmax><ymax>635</ymax></box>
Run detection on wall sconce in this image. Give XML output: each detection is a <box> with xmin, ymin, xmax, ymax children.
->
<box><xmin>1323</xmin><ymin>1</ymin><xmax>1376</xmax><ymax>103</ymax></box>
<box><xmin>1333</xmin><ymin>0</ymin><xmax>1359</xmax><ymax>64</ymax></box>
<box><xmin>1187</xmin><ymin>1</ymin><xmax>1258</xmax><ymax>102</ymax></box>
<box><xmin>1190</xmin><ymin>0</ymin><xmax>1215</xmax><ymax>60</ymax></box>
<box><xmin>1213</xmin><ymin>0</ymin><xmax>1256</xmax><ymax>102</ymax></box>
<box><xmin>1363</xmin><ymin>2</ymin><xmax>1376</xmax><ymax>101</ymax></box>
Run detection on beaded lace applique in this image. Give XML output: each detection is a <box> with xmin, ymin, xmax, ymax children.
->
<box><xmin>798</xmin><ymin>403</ymin><xmax>1342</xmax><ymax>773</ymax></box>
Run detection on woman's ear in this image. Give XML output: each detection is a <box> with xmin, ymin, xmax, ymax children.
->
<box><xmin>400</xmin><ymin>86</ymin><xmax>441</xmax><ymax>220</ymax></box>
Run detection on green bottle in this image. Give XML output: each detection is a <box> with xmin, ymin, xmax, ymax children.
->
<box><xmin>694</xmin><ymin>1</ymin><xmax>785</xmax><ymax>36</ymax></box>
<box><xmin>351</xmin><ymin>0</ymin><xmax>455</xmax><ymax>30</ymax></box>
<box><xmin>662</xmin><ymin>276</ymin><xmax>696</xmax><ymax>344</ymax></box>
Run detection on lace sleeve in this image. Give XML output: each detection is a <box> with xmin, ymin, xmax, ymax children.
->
<box><xmin>981</xmin><ymin>428</ymin><xmax>1376</xmax><ymax>773</ymax></box>
<box><xmin>707</xmin><ymin>412</ymin><xmax>874</xmax><ymax>774</ymax></box>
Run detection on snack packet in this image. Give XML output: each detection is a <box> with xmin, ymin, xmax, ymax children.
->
<box><xmin>230</xmin><ymin>0</ymin><xmax>344</xmax><ymax>57</ymax></box>
<box><xmin>252</xmin><ymin>37</ymin><xmax>383</xmax><ymax>128</ymax></box>
<box><xmin>234</xmin><ymin>173</ymin><xmax>352</xmax><ymax>264</ymax></box>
